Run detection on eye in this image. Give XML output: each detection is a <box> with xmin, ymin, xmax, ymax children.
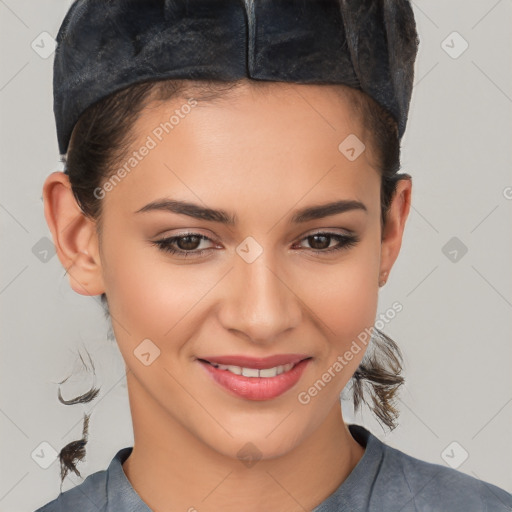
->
<box><xmin>294</xmin><ymin>231</ymin><xmax>359</xmax><ymax>254</ymax></box>
<box><xmin>153</xmin><ymin>230</ymin><xmax>359</xmax><ymax>258</ymax></box>
<box><xmin>152</xmin><ymin>233</ymin><xmax>217</xmax><ymax>258</ymax></box>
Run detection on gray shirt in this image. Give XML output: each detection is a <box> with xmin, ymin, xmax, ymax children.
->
<box><xmin>34</xmin><ymin>423</ymin><xmax>512</xmax><ymax>511</ymax></box>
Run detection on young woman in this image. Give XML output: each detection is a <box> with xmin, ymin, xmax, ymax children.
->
<box><xmin>35</xmin><ymin>0</ymin><xmax>512</xmax><ymax>511</ymax></box>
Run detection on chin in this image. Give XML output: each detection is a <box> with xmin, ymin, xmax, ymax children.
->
<box><xmin>196</xmin><ymin>410</ymin><xmax>318</xmax><ymax>463</ymax></box>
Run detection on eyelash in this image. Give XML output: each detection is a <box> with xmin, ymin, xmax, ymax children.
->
<box><xmin>152</xmin><ymin>231</ymin><xmax>359</xmax><ymax>258</ymax></box>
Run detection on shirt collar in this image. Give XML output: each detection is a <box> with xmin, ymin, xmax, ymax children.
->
<box><xmin>312</xmin><ymin>423</ymin><xmax>383</xmax><ymax>511</ymax></box>
<box><xmin>105</xmin><ymin>446</ymin><xmax>152</xmax><ymax>511</ymax></box>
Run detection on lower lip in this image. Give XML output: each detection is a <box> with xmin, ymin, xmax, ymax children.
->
<box><xmin>199</xmin><ymin>359</ymin><xmax>311</xmax><ymax>401</ymax></box>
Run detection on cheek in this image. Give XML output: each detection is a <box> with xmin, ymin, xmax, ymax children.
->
<box><xmin>290</xmin><ymin>244</ymin><xmax>380</xmax><ymax>422</ymax></box>
<box><xmin>297</xmin><ymin>238</ymin><xmax>380</xmax><ymax>387</ymax></box>
<box><xmin>305</xmin><ymin>246</ymin><xmax>379</xmax><ymax>341</ymax></box>
<box><xmin>326</xmin><ymin>264</ymin><xmax>378</xmax><ymax>342</ymax></box>
<box><xmin>100</xmin><ymin>233</ymin><xmax>219</xmax><ymax>355</ymax></box>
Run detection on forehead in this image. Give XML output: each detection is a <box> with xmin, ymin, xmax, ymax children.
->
<box><xmin>101</xmin><ymin>81</ymin><xmax>380</xmax><ymax>219</ymax></box>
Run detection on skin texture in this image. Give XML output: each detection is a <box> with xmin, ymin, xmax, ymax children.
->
<box><xmin>43</xmin><ymin>82</ymin><xmax>411</xmax><ymax>512</ymax></box>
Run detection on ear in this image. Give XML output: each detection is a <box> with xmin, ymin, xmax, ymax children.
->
<box><xmin>42</xmin><ymin>171</ymin><xmax>106</xmax><ymax>296</ymax></box>
<box><xmin>379</xmin><ymin>177</ymin><xmax>412</xmax><ymax>282</ymax></box>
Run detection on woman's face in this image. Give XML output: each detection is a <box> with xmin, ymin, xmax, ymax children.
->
<box><xmin>58</xmin><ymin>82</ymin><xmax>409</xmax><ymax>459</ymax></box>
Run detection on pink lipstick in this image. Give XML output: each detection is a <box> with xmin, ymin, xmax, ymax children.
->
<box><xmin>197</xmin><ymin>354</ymin><xmax>311</xmax><ymax>400</ymax></box>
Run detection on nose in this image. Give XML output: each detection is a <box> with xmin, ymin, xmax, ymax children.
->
<box><xmin>218</xmin><ymin>253</ymin><xmax>302</xmax><ymax>346</ymax></box>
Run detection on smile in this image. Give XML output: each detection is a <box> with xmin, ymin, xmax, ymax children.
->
<box><xmin>197</xmin><ymin>357</ymin><xmax>312</xmax><ymax>400</ymax></box>
<box><xmin>206</xmin><ymin>361</ymin><xmax>295</xmax><ymax>377</ymax></box>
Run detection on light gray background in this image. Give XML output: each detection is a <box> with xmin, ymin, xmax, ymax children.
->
<box><xmin>1</xmin><ymin>1</ymin><xmax>511</xmax><ymax>511</ymax></box>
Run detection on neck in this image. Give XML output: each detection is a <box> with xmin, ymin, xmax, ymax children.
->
<box><xmin>122</xmin><ymin>371</ymin><xmax>365</xmax><ymax>512</ymax></box>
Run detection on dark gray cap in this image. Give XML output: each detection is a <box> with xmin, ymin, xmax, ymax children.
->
<box><xmin>53</xmin><ymin>0</ymin><xmax>419</xmax><ymax>155</ymax></box>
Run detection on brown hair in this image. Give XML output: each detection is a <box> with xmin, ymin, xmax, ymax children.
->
<box><xmin>57</xmin><ymin>78</ymin><xmax>409</xmax><ymax>485</ymax></box>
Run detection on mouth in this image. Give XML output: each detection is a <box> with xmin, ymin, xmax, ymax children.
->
<box><xmin>197</xmin><ymin>353</ymin><xmax>310</xmax><ymax>370</ymax></box>
<box><xmin>196</xmin><ymin>354</ymin><xmax>312</xmax><ymax>400</ymax></box>
<box><xmin>198</xmin><ymin>357</ymin><xmax>310</xmax><ymax>377</ymax></box>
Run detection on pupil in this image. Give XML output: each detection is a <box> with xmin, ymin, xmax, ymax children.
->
<box><xmin>309</xmin><ymin>234</ymin><xmax>330</xmax><ymax>250</ymax></box>
<box><xmin>178</xmin><ymin>235</ymin><xmax>201</xmax><ymax>250</ymax></box>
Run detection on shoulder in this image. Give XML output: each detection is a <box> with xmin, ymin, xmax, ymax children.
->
<box><xmin>343</xmin><ymin>424</ymin><xmax>512</xmax><ymax>512</ymax></box>
<box><xmin>33</xmin><ymin>468</ymin><xmax>108</xmax><ymax>512</ymax></box>
<box><xmin>376</xmin><ymin>439</ymin><xmax>512</xmax><ymax>511</ymax></box>
<box><xmin>33</xmin><ymin>447</ymin><xmax>136</xmax><ymax>512</ymax></box>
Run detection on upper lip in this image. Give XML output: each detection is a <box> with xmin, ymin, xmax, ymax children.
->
<box><xmin>198</xmin><ymin>354</ymin><xmax>311</xmax><ymax>369</ymax></box>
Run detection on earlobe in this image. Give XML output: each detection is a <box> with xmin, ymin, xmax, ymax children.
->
<box><xmin>42</xmin><ymin>171</ymin><xmax>106</xmax><ymax>296</ymax></box>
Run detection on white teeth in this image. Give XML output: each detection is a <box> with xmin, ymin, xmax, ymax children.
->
<box><xmin>210</xmin><ymin>362</ymin><xmax>295</xmax><ymax>377</ymax></box>
<box><xmin>242</xmin><ymin>367</ymin><xmax>259</xmax><ymax>377</ymax></box>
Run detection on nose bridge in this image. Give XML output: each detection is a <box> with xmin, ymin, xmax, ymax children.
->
<box><xmin>221</xmin><ymin>248</ymin><xmax>301</xmax><ymax>344</ymax></box>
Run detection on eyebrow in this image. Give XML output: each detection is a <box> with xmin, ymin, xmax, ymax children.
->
<box><xmin>134</xmin><ymin>198</ymin><xmax>367</xmax><ymax>225</ymax></box>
